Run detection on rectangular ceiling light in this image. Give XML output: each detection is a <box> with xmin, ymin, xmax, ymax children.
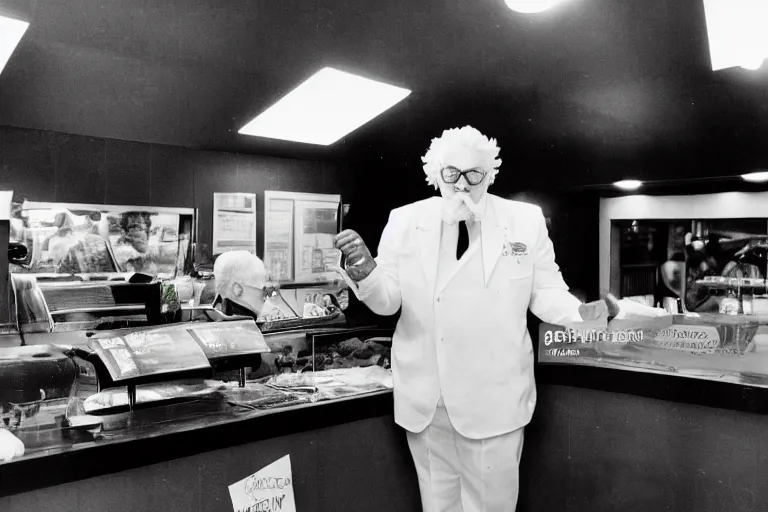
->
<box><xmin>0</xmin><ymin>15</ymin><xmax>29</xmax><ymax>75</ymax></box>
<box><xmin>703</xmin><ymin>0</ymin><xmax>768</xmax><ymax>71</ymax></box>
<box><xmin>239</xmin><ymin>67</ymin><xmax>411</xmax><ymax>145</ymax></box>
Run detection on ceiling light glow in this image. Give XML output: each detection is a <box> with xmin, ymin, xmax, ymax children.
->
<box><xmin>703</xmin><ymin>0</ymin><xmax>768</xmax><ymax>71</ymax></box>
<box><xmin>614</xmin><ymin>180</ymin><xmax>643</xmax><ymax>190</ymax></box>
<box><xmin>741</xmin><ymin>171</ymin><xmax>768</xmax><ymax>183</ymax></box>
<box><xmin>239</xmin><ymin>67</ymin><xmax>411</xmax><ymax>146</ymax></box>
<box><xmin>0</xmin><ymin>15</ymin><xmax>29</xmax><ymax>76</ymax></box>
<box><xmin>504</xmin><ymin>0</ymin><xmax>564</xmax><ymax>14</ymax></box>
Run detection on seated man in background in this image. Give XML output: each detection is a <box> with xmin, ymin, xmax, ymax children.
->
<box><xmin>213</xmin><ymin>251</ymin><xmax>269</xmax><ymax>318</ymax></box>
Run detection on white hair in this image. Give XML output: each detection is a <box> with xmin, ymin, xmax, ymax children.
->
<box><xmin>421</xmin><ymin>126</ymin><xmax>502</xmax><ymax>189</ymax></box>
<box><xmin>213</xmin><ymin>251</ymin><xmax>266</xmax><ymax>297</ymax></box>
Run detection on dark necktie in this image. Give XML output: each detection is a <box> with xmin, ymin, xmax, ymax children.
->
<box><xmin>456</xmin><ymin>220</ymin><xmax>469</xmax><ymax>260</ymax></box>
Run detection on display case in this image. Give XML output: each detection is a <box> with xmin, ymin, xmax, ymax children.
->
<box><xmin>0</xmin><ymin>322</ymin><xmax>394</xmax><ymax>464</ymax></box>
<box><xmin>542</xmin><ymin>190</ymin><xmax>768</xmax><ymax>389</ymax></box>
<box><xmin>0</xmin><ymin>193</ymin><xmax>394</xmax><ymax>471</ymax></box>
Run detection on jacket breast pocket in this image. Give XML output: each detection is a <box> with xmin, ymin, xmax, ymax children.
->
<box><xmin>509</xmin><ymin>264</ymin><xmax>534</xmax><ymax>281</ymax></box>
<box><xmin>488</xmin><ymin>258</ymin><xmax>533</xmax><ymax>297</ymax></box>
<box><xmin>497</xmin><ymin>256</ymin><xmax>534</xmax><ymax>282</ymax></box>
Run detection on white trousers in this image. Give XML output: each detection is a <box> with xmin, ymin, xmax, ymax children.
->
<box><xmin>405</xmin><ymin>404</ymin><xmax>525</xmax><ymax>512</ymax></box>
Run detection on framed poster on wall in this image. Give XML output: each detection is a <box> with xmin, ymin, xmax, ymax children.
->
<box><xmin>212</xmin><ymin>192</ymin><xmax>257</xmax><ymax>256</ymax></box>
<box><xmin>264</xmin><ymin>191</ymin><xmax>341</xmax><ymax>283</ymax></box>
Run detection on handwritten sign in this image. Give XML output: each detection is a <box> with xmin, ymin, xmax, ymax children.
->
<box><xmin>229</xmin><ymin>455</ymin><xmax>296</xmax><ymax>512</ymax></box>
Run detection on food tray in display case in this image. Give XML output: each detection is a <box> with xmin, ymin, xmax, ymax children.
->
<box><xmin>259</xmin><ymin>327</ymin><xmax>394</xmax><ymax>402</ymax></box>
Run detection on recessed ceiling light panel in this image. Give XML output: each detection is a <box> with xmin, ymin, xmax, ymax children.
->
<box><xmin>0</xmin><ymin>15</ymin><xmax>29</xmax><ymax>75</ymax></box>
<box><xmin>614</xmin><ymin>180</ymin><xmax>643</xmax><ymax>190</ymax></box>
<box><xmin>703</xmin><ymin>0</ymin><xmax>768</xmax><ymax>71</ymax></box>
<box><xmin>504</xmin><ymin>0</ymin><xmax>564</xmax><ymax>14</ymax></box>
<box><xmin>239</xmin><ymin>67</ymin><xmax>411</xmax><ymax>146</ymax></box>
<box><xmin>741</xmin><ymin>171</ymin><xmax>768</xmax><ymax>183</ymax></box>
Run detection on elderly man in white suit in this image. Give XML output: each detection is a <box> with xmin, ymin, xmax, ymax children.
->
<box><xmin>334</xmin><ymin>126</ymin><xmax>627</xmax><ymax>512</ymax></box>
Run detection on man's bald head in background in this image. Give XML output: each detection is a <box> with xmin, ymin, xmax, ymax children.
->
<box><xmin>213</xmin><ymin>251</ymin><xmax>268</xmax><ymax>316</ymax></box>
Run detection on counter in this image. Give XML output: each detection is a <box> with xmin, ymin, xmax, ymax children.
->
<box><xmin>7</xmin><ymin>319</ymin><xmax>768</xmax><ymax>512</ymax></box>
<box><xmin>0</xmin><ymin>390</ymin><xmax>422</xmax><ymax>512</ymax></box>
<box><xmin>518</xmin><ymin>317</ymin><xmax>768</xmax><ymax>512</ymax></box>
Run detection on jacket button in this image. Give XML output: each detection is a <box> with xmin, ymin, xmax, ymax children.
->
<box><xmin>437</xmin><ymin>296</ymin><xmax>441</xmax><ymax>302</ymax></box>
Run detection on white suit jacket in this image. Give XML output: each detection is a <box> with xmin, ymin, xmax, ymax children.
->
<box><xmin>358</xmin><ymin>193</ymin><xmax>582</xmax><ymax>439</ymax></box>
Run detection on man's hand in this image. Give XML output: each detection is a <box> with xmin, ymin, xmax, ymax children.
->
<box><xmin>333</xmin><ymin>230</ymin><xmax>377</xmax><ymax>282</ymax></box>
<box><xmin>578</xmin><ymin>293</ymin><xmax>671</xmax><ymax>323</ymax></box>
<box><xmin>578</xmin><ymin>293</ymin><xmax>622</xmax><ymax>323</ymax></box>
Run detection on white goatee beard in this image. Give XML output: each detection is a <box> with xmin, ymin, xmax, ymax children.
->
<box><xmin>441</xmin><ymin>193</ymin><xmax>482</xmax><ymax>224</ymax></box>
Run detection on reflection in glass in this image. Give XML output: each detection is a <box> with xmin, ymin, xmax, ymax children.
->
<box><xmin>613</xmin><ymin>218</ymin><xmax>768</xmax><ymax>313</ymax></box>
<box><xmin>9</xmin><ymin>201</ymin><xmax>194</xmax><ymax>279</ymax></box>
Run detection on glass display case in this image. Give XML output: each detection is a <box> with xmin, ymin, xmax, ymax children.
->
<box><xmin>0</xmin><ymin>318</ymin><xmax>393</xmax><ymax>465</ymax></box>
<box><xmin>258</xmin><ymin>328</ymin><xmax>393</xmax><ymax>403</ymax></box>
<box><xmin>0</xmin><ymin>193</ymin><xmax>385</xmax><ymax>467</ymax></box>
<box><xmin>545</xmin><ymin>191</ymin><xmax>768</xmax><ymax>388</ymax></box>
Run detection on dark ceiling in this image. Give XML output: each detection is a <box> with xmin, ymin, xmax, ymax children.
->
<box><xmin>0</xmin><ymin>0</ymin><xmax>766</xmax><ymax>187</ymax></box>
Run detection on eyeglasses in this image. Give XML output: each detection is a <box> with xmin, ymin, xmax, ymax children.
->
<box><xmin>440</xmin><ymin>166</ymin><xmax>487</xmax><ymax>186</ymax></box>
<box><xmin>240</xmin><ymin>283</ymin><xmax>267</xmax><ymax>294</ymax></box>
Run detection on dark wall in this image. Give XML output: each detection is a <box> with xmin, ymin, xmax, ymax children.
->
<box><xmin>507</xmin><ymin>190</ymin><xmax>600</xmax><ymax>302</ymax></box>
<box><xmin>0</xmin><ymin>125</ymin><xmax>352</xmax><ymax>259</ymax></box>
<box><xmin>519</xmin><ymin>383</ymin><xmax>768</xmax><ymax>512</ymax></box>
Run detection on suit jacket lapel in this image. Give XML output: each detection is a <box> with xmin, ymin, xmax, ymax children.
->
<box><xmin>417</xmin><ymin>198</ymin><xmax>442</xmax><ymax>297</ymax></box>
<box><xmin>482</xmin><ymin>196</ymin><xmax>505</xmax><ymax>286</ymax></box>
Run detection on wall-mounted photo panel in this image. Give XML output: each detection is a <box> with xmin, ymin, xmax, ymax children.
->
<box><xmin>264</xmin><ymin>191</ymin><xmax>341</xmax><ymax>284</ymax></box>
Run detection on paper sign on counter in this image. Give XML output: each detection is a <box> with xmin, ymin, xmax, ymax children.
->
<box><xmin>229</xmin><ymin>455</ymin><xmax>296</xmax><ymax>512</ymax></box>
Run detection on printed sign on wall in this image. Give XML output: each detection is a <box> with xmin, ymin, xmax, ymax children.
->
<box><xmin>229</xmin><ymin>455</ymin><xmax>296</xmax><ymax>512</ymax></box>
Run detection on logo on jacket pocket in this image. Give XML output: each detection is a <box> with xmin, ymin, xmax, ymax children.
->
<box><xmin>502</xmin><ymin>241</ymin><xmax>528</xmax><ymax>258</ymax></box>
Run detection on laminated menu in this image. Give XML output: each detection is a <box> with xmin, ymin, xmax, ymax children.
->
<box><xmin>89</xmin><ymin>329</ymin><xmax>211</xmax><ymax>383</ymax></box>
<box><xmin>187</xmin><ymin>322</ymin><xmax>269</xmax><ymax>358</ymax></box>
<box><xmin>88</xmin><ymin>319</ymin><xmax>270</xmax><ymax>384</ymax></box>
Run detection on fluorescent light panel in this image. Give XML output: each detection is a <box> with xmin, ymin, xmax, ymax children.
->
<box><xmin>741</xmin><ymin>171</ymin><xmax>768</xmax><ymax>183</ymax></box>
<box><xmin>703</xmin><ymin>0</ymin><xmax>768</xmax><ymax>71</ymax></box>
<box><xmin>504</xmin><ymin>0</ymin><xmax>564</xmax><ymax>14</ymax></box>
<box><xmin>0</xmin><ymin>15</ymin><xmax>29</xmax><ymax>75</ymax></box>
<box><xmin>239</xmin><ymin>67</ymin><xmax>411</xmax><ymax>146</ymax></box>
<box><xmin>614</xmin><ymin>180</ymin><xmax>643</xmax><ymax>190</ymax></box>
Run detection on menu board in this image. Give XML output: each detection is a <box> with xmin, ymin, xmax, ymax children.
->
<box><xmin>186</xmin><ymin>321</ymin><xmax>270</xmax><ymax>359</ymax></box>
<box><xmin>89</xmin><ymin>319</ymin><xmax>270</xmax><ymax>383</ymax></box>
<box><xmin>263</xmin><ymin>191</ymin><xmax>341</xmax><ymax>283</ymax></box>
<box><xmin>89</xmin><ymin>329</ymin><xmax>211</xmax><ymax>383</ymax></box>
<box><xmin>264</xmin><ymin>198</ymin><xmax>294</xmax><ymax>281</ymax></box>
<box><xmin>213</xmin><ymin>192</ymin><xmax>257</xmax><ymax>255</ymax></box>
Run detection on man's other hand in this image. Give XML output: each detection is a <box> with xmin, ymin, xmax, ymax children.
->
<box><xmin>578</xmin><ymin>294</ymin><xmax>622</xmax><ymax>323</ymax></box>
<box><xmin>579</xmin><ymin>293</ymin><xmax>671</xmax><ymax>323</ymax></box>
<box><xmin>334</xmin><ymin>230</ymin><xmax>377</xmax><ymax>282</ymax></box>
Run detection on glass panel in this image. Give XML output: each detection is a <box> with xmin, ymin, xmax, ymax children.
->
<box><xmin>542</xmin><ymin>197</ymin><xmax>768</xmax><ymax>389</ymax></box>
<box><xmin>10</xmin><ymin>201</ymin><xmax>194</xmax><ymax>280</ymax></box>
